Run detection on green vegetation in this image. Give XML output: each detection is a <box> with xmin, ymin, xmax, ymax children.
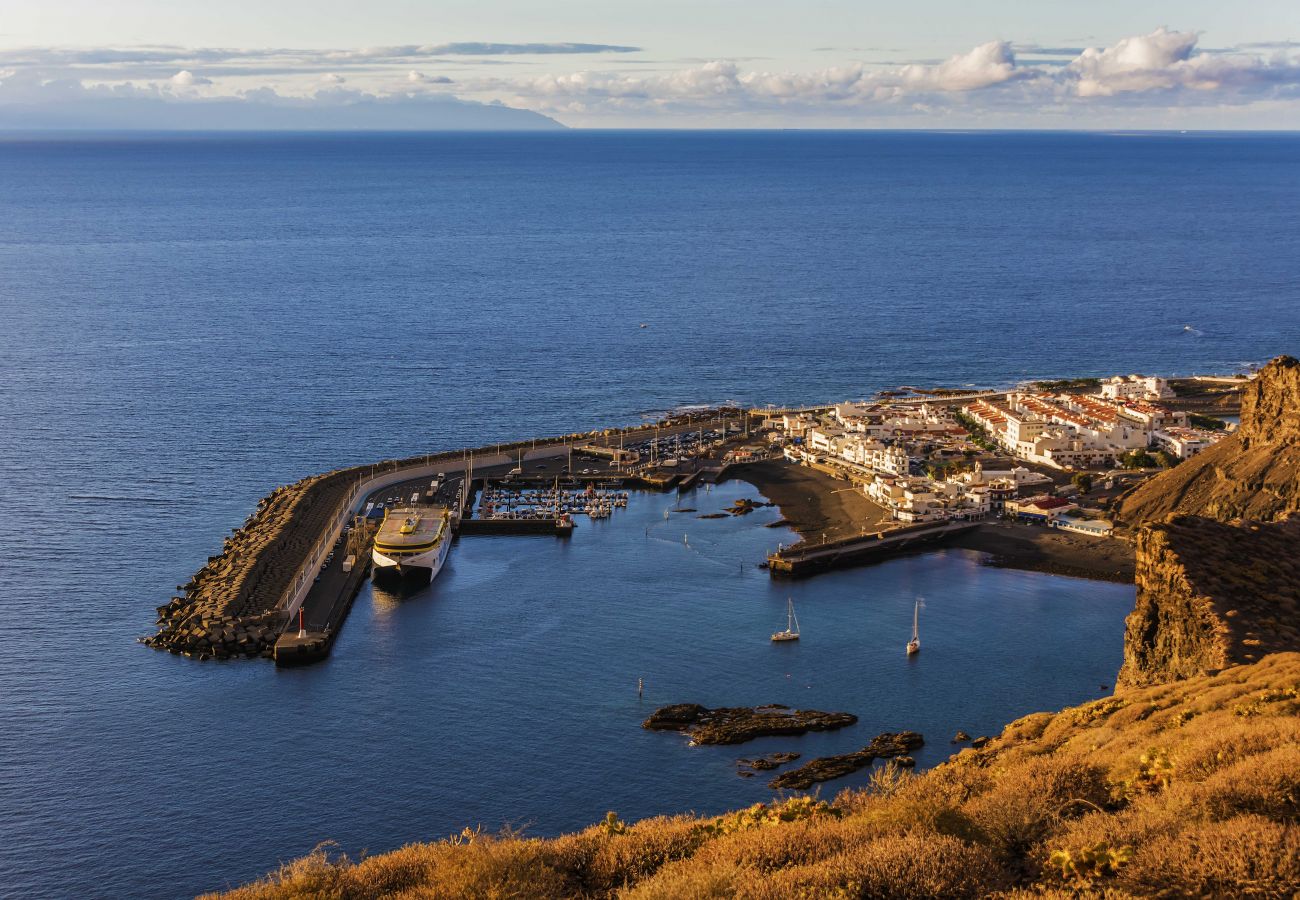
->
<box><xmin>213</xmin><ymin>654</ymin><xmax>1300</xmax><ymax>900</ymax></box>
<box><xmin>1153</xmin><ymin>449</ymin><xmax>1179</xmax><ymax>469</ymax></box>
<box><xmin>1072</xmin><ymin>473</ymin><xmax>1093</xmax><ymax>494</ymax></box>
<box><xmin>1190</xmin><ymin>413</ymin><xmax>1229</xmax><ymax>431</ymax></box>
<box><xmin>1031</xmin><ymin>377</ymin><xmax>1102</xmax><ymax>392</ymax></box>
<box><xmin>953</xmin><ymin>411</ymin><xmax>999</xmax><ymax>452</ymax></box>
<box><xmin>1120</xmin><ymin>449</ymin><xmax>1159</xmax><ymax>469</ymax></box>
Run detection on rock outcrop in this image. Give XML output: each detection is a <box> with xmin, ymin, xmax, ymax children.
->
<box><xmin>767</xmin><ymin>731</ymin><xmax>924</xmax><ymax>790</ymax></box>
<box><xmin>642</xmin><ymin>704</ymin><xmax>857</xmax><ymax>745</ymax></box>
<box><xmin>1115</xmin><ymin>356</ymin><xmax>1300</xmax><ymax>687</ymax></box>
<box><xmin>1116</xmin><ymin>356</ymin><xmax>1300</xmax><ymax>526</ymax></box>
<box><xmin>1119</xmin><ymin>516</ymin><xmax>1300</xmax><ymax>686</ymax></box>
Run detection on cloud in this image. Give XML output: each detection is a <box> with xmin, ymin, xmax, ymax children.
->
<box><xmin>169</xmin><ymin>69</ymin><xmax>212</xmax><ymax>87</ymax></box>
<box><xmin>369</xmin><ymin>42</ymin><xmax>639</xmax><ymax>57</ymax></box>
<box><xmin>408</xmin><ymin>70</ymin><xmax>454</xmax><ymax>84</ymax></box>
<box><xmin>0</xmin><ymin>41</ymin><xmax>640</xmax><ymax>71</ymax></box>
<box><xmin>0</xmin><ymin>28</ymin><xmax>1298</xmax><ymax>128</ymax></box>
<box><xmin>490</xmin><ymin>29</ymin><xmax>1300</xmax><ymax>120</ymax></box>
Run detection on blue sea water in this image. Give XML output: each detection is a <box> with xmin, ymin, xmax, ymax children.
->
<box><xmin>1</xmin><ymin>131</ymin><xmax>1298</xmax><ymax>898</ymax></box>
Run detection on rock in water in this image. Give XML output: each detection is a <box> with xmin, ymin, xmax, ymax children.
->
<box><xmin>768</xmin><ymin>732</ymin><xmax>924</xmax><ymax>790</ymax></box>
<box><xmin>643</xmin><ymin>703</ymin><xmax>856</xmax><ymax>745</ymax></box>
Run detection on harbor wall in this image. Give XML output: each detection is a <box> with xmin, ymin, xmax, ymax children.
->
<box><xmin>145</xmin><ymin>408</ymin><xmax>745</xmax><ymax>660</ymax></box>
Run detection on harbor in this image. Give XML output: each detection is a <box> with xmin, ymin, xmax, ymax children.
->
<box><xmin>144</xmin><ymin>375</ymin><xmax>1243</xmax><ymax>667</ymax></box>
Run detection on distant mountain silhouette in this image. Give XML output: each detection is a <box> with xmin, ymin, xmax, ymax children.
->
<box><xmin>0</xmin><ymin>93</ymin><xmax>564</xmax><ymax>131</ymax></box>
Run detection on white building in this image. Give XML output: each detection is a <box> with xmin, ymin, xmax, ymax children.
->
<box><xmin>1100</xmin><ymin>374</ymin><xmax>1174</xmax><ymax>401</ymax></box>
<box><xmin>1151</xmin><ymin>427</ymin><xmax>1222</xmax><ymax>460</ymax></box>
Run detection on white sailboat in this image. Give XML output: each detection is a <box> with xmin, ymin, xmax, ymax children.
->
<box><xmin>906</xmin><ymin>598</ymin><xmax>923</xmax><ymax>655</ymax></box>
<box><xmin>771</xmin><ymin>597</ymin><xmax>800</xmax><ymax>642</ymax></box>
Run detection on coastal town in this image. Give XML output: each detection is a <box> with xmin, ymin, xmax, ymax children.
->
<box><xmin>762</xmin><ymin>373</ymin><xmax>1235</xmax><ymax>539</ymax></box>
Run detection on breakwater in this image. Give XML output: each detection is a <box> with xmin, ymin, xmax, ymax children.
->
<box><xmin>144</xmin><ymin>408</ymin><xmax>749</xmax><ymax>660</ymax></box>
<box><xmin>766</xmin><ymin>519</ymin><xmax>981</xmax><ymax>577</ymax></box>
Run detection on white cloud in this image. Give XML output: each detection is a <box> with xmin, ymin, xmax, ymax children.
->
<box><xmin>490</xmin><ymin>29</ymin><xmax>1300</xmax><ymax>120</ymax></box>
<box><xmin>408</xmin><ymin>70</ymin><xmax>453</xmax><ymax>84</ymax></box>
<box><xmin>0</xmin><ymin>28</ymin><xmax>1297</xmax><ymax>127</ymax></box>
<box><xmin>169</xmin><ymin>69</ymin><xmax>212</xmax><ymax>87</ymax></box>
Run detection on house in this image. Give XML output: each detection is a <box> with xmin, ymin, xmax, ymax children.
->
<box><xmin>1007</xmin><ymin>495</ymin><xmax>1078</xmax><ymax>523</ymax></box>
<box><xmin>1054</xmin><ymin>515</ymin><xmax>1114</xmax><ymax>537</ymax></box>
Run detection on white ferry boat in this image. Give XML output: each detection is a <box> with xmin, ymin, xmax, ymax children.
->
<box><xmin>372</xmin><ymin>505</ymin><xmax>452</xmax><ymax>583</ymax></box>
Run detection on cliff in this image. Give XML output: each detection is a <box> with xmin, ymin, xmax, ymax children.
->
<box><xmin>1116</xmin><ymin>356</ymin><xmax>1300</xmax><ymax>526</ymax></box>
<box><xmin>212</xmin><ymin>654</ymin><xmax>1300</xmax><ymax>899</ymax></box>
<box><xmin>1119</xmin><ymin>516</ymin><xmax>1300</xmax><ymax>687</ymax></box>
<box><xmin>1115</xmin><ymin>355</ymin><xmax>1300</xmax><ymax>686</ymax></box>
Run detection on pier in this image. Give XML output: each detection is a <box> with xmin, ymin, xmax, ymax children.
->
<box><xmin>766</xmin><ymin>519</ymin><xmax>982</xmax><ymax>577</ymax></box>
<box><xmin>142</xmin><ymin>408</ymin><xmax>753</xmax><ymax>665</ymax></box>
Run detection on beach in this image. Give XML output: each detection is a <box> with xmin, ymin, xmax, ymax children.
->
<box><xmin>730</xmin><ymin>459</ymin><xmax>894</xmax><ymax>541</ymax></box>
<box><xmin>737</xmin><ymin>458</ymin><xmax>1136</xmax><ymax>583</ymax></box>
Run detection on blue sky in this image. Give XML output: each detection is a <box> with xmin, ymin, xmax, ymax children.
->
<box><xmin>2</xmin><ymin>0</ymin><xmax>1299</xmax><ymax>128</ymax></box>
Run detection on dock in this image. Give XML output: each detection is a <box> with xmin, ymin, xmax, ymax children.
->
<box><xmin>146</xmin><ymin>408</ymin><xmax>757</xmax><ymax>665</ymax></box>
<box><xmin>766</xmin><ymin>520</ymin><xmax>982</xmax><ymax>577</ymax></box>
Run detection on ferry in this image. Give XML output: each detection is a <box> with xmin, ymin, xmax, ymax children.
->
<box><xmin>372</xmin><ymin>504</ymin><xmax>452</xmax><ymax>583</ymax></box>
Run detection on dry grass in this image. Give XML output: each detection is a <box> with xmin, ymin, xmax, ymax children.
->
<box><xmin>211</xmin><ymin>653</ymin><xmax>1300</xmax><ymax>899</ymax></box>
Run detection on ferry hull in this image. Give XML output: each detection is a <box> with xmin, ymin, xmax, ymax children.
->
<box><xmin>372</xmin><ymin>531</ymin><xmax>451</xmax><ymax>583</ymax></box>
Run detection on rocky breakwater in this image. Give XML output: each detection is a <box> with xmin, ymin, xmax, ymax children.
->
<box><xmin>144</xmin><ymin>467</ymin><xmax>361</xmax><ymax>660</ymax></box>
<box><xmin>1119</xmin><ymin>516</ymin><xmax>1300</xmax><ymax>687</ymax></box>
<box><xmin>642</xmin><ymin>703</ymin><xmax>857</xmax><ymax>745</ymax></box>
<box><xmin>768</xmin><ymin>731</ymin><xmax>924</xmax><ymax>790</ymax></box>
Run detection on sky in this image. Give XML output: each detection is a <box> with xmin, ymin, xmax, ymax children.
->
<box><xmin>2</xmin><ymin>0</ymin><xmax>1300</xmax><ymax>128</ymax></box>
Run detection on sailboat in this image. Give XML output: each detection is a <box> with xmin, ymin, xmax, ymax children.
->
<box><xmin>771</xmin><ymin>598</ymin><xmax>800</xmax><ymax>642</ymax></box>
<box><xmin>906</xmin><ymin>598</ymin><xmax>923</xmax><ymax>655</ymax></box>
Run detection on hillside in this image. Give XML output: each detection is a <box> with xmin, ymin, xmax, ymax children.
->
<box><xmin>1120</xmin><ymin>516</ymin><xmax>1300</xmax><ymax>687</ymax></box>
<box><xmin>1116</xmin><ymin>356</ymin><xmax>1300</xmax><ymax>526</ymax></box>
<box><xmin>212</xmin><ymin>654</ymin><xmax>1300</xmax><ymax>898</ymax></box>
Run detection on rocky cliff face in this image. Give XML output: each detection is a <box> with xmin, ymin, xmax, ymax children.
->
<box><xmin>1239</xmin><ymin>354</ymin><xmax>1300</xmax><ymax>444</ymax></box>
<box><xmin>1119</xmin><ymin>516</ymin><xmax>1300</xmax><ymax>687</ymax></box>
<box><xmin>1116</xmin><ymin>356</ymin><xmax>1300</xmax><ymax>526</ymax></box>
<box><xmin>1117</xmin><ymin>356</ymin><xmax>1300</xmax><ymax>687</ymax></box>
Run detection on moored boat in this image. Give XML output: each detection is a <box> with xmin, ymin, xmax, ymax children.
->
<box><xmin>771</xmin><ymin>597</ymin><xmax>801</xmax><ymax>642</ymax></box>
<box><xmin>372</xmin><ymin>504</ymin><xmax>452</xmax><ymax>584</ymax></box>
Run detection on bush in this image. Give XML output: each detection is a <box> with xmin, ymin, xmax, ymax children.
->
<box><xmin>1194</xmin><ymin>744</ymin><xmax>1300</xmax><ymax>821</ymax></box>
<box><xmin>741</xmin><ymin>833</ymin><xmax>1010</xmax><ymax>900</ymax></box>
<box><xmin>1117</xmin><ymin>816</ymin><xmax>1300</xmax><ymax>897</ymax></box>
<box><xmin>965</xmin><ymin>758</ymin><xmax>1112</xmax><ymax>861</ymax></box>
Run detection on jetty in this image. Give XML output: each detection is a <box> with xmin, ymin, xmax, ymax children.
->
<box><xmin>144</xmin><ymin>408</ymin><xmax>753</xmax><ymax>666</ymax></box>
<box><xmin>766</xmin><ymin>519</ymin><xmax>982</xmax><ymax>577</ymax></box>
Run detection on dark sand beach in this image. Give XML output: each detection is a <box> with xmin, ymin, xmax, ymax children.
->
<box><xmin>729</xmin><ymin>459</ymin><xmax>893</xmax><ymax>541</ymax></box>
<box><xmin>950</xmin><ymin>521</ymin><xmax>1135</xmax><ymax>583</ymax></box>
<box><xmin>734</xmin><ymin>459</ymin><xmax>1135</xmax><ymax>583</ymax></box>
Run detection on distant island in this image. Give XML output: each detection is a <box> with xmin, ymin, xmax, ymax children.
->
<box><xmin>0</xmin><ymin>93</ymin><xmax>564</xmax><ymax>131</ymax></box>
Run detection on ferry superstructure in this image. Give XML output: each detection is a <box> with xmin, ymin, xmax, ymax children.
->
<box><xmin>372</xmin><ymin>504</ymin><xmax>452</xmax><ymax>583</ymax></box>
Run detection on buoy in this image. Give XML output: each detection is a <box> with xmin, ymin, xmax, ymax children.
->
<box><xmin>638</xmin><ymin>677</ymin><xmax>643</xmax><ymax>698</ymax></box>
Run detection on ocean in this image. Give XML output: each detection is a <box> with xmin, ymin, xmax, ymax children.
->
<box><xmin>1</xmin><ymin>131</ymin><xmax>1297</xmax><ymax>898</ymax></box>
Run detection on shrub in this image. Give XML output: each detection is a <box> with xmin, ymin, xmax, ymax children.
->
<box><xmin>1048</xmin><ymin>842</ymin><xmax>1134</xmax><ymax>886</ymax></box>
<box><xmin>1193</xmin><ymin>744</ymin><xmax>1300</xmax><ymax>821</ymax></box>
<box><xmin>1111</xmin><ymin>748</ymin><xmax>1174</xmax><ymax>801</ymax></box>
<box><xmin>740</xmin><ymin>833</ymin><xmax>1010</xmax><ymax>900</ymax></box>
<box><xmin>1117</xmin><ymin>816</ymin><xmax>1300</xmax><ymax>897</ymax></box>
<box><xmin>694</xmin><ymin>796</ymin><xmax>841</xmax><ymax>838</ymax></box>
<box><xmin>965</xmin><ymin>758</ymin><xmax>1112</xmax><ymax>862</ymax></box>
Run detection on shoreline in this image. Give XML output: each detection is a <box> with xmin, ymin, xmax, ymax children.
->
<box><xmin>733</xmin><ymin>458</ymin><xmax>1136</xmax><ymax>584</ymax></box>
